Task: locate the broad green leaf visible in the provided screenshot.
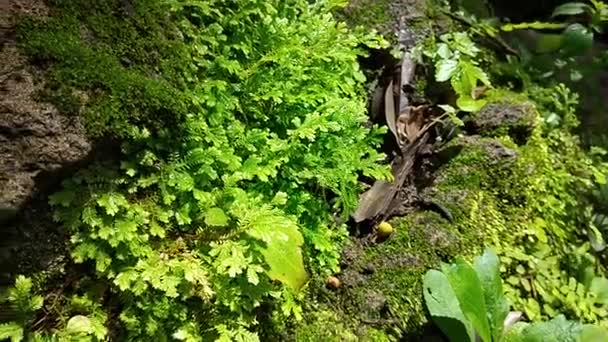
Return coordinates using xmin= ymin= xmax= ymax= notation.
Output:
xmin=452 ymin=62 xmax=490 ymax=99
xmin=562 ymin=23 xmax=594 ymax=54
xmin=443 ymin=32 xmax=480 ymax=57
xmin=423 ymin=270 xmax=475 ymax=342
xmin=439 ymin=104 xmax=465 ymax=126
xmin=438 ymin=104 xmax=457 ymax=114
xmin=552 ymin=2 xmax=590 ymax=17
xmin=443 ymin=258 xmax=492 ymax=342
xmin=436 ymin=43 xmax=452 ymax=59
xmin=474 ymin=249 xmax=509 ymax=342
xmin=205 ymin=207 xmax=229 ymax=227
xmin=246 ymin=211 xmax=308 ymax=291
xmin=503 ymin=322 xmax=528 ymax=342
xmin=456 ymin=96 xmax=487 ymax=112
xmin=0 ymin=323 xmax=23 ymax=342
xmin=435 ymin=59 xmax=459 ymax=82
xmin=534 ymin=33 xmax=564 ymax=53
xmin=66 ymin=315 xmax=93 ymax=335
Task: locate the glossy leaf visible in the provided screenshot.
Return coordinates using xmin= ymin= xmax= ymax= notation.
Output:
xmin=552 ymin=2 xmax=590 ymax=17
xmin=246 ymin=210 xmax=308 ymax=291
xmin=562 ymin=23 xmax=594 ymax=54
xmin=443 ymin=259 xmax=492 ymax=342
xmin=474 ymin=249 xmax=510 ymax=342
xmin=436 ymin=59 xmax=459 ymax=82
xmin=456 ymin=96 xmax=487 ymax=112
xmin=590 ymin=277 xmax=608 ymax=304
xmin=511 ymin=315 xmax=583 ymax=341
xmin=581 ymin=324 xmax=608 ymax=342
xmin=66 ymin=315 xmax=93 ymax=335
xmin=424 ymin=270 xmax=475 ymax=342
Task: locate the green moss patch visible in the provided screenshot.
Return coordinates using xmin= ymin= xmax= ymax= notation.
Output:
xmin=17 ymin=0 xmax=189 ymax=138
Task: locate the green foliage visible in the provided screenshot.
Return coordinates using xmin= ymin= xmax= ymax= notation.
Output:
xmin=0 ymin=276 xmax=107 ymax=341
xmin=18 ymin=0 xmax=390 ymax=339
xmin=294 ymin=310 xmax=358 ymax=342
xmin=293 ymin=207 xmax=489 ymax=340
xmin=417 ymin=31 xmax=491 ymax=112
xmin=486 ymin=83 xmax=608 ymax=324
xmin=424 ymin=249 xmax=608 ymax=342
xmin=424 ymin=249 xmax=508 ymax=342
xmin=6 ymin=276 xmax=44 ymax=319
xmin=453 ymin=125 xmax=608 ymax=324
xmin=498 ymin=0 xmax=607 ymax=60
xmin=424 ymin=269 xmax=476 ymax=341
xmin=415 ymin=15 xmax=608 ymax=324
xmin=0 ymin=323 xmax=23 ymax=342
xmin=552 ymin=1 xmax=608 ymax=33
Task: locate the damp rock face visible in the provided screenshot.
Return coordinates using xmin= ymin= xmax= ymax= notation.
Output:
xmin=0 ymin=0 xmax=91 ymax=284
xmin=466 ymin=102 xmax=536 ymax=145
xmin=0 ymin=0 xmax=91 ymax=223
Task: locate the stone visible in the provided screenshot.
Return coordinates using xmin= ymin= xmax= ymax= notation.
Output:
xmin=0 ymin=2 xmax=91 ymax=224
xmin=467 ymin=102 xmax=536 ymax=145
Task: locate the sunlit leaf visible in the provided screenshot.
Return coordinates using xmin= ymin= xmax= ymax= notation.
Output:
xmin=66 ymin=315 xmax=93 ymax=335
xmin=552 ymin=2 xmax=590 ymax=17
xmin=423 ymin=270 xmax=475 ymax=342
xmin=436 ymin=59 xmax=459 ymax=82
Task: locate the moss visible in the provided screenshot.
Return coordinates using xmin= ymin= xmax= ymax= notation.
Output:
xmin=466 ymin=90 xmax=538 ymax=145
xmin=337 ymin=0 xmax=451 ymax=45
xmin=294 ymin=309 xmax=359 ymax=342
xmin=338 ymin=0 xmax=394 ymax=36
xmin=17 ymin=0 xmax=190 ymax=139
xmin=294 ymin=135 xmax=525 ymax=339
xmin=296 ymin=101 xmax=607 ymax=334
xmin=295 ymin=209 xmax=490 ymax=339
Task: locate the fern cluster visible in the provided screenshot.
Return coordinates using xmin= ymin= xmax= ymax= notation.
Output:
xmin=15 ymin=0 xmax=389 ymax=340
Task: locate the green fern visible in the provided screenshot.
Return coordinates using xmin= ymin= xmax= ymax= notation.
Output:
xmin=20 ymin=0 xmax=390 ymax=339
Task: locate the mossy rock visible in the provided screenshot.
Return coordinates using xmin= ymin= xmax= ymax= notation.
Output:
xmin=338 ymin=0 xmax=453 ymax=46
xmin=17 ymin=0 xmax=189 ymax=139
xmin=294 ymin=211 xmax=466 ymax=340
xmin=425 ymin=135 xmax=521 ymax=217
xmin=465 ymin=102 xmax=537 ymax=145
xmin=294 ymin=135 xmax=524 ymax=340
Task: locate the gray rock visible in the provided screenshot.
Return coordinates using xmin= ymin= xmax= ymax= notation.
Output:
xmin=0 ymin=47 xmax=91 ymax=224
xmin=0 ymin=1 xmax=91 ymax=283
xmin=467 ymin=102 xmax=536 ymax=145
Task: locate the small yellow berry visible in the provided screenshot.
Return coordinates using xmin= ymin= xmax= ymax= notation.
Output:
xmin=377 ymin=221 xmax=393 ymax=238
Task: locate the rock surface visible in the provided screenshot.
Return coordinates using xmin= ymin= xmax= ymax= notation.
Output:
xmin=0 ymin=0 xmax=91 ymax=223
xmin=0 ymin=0 xmax=91 ymax=284
xmin=466 ymin=102 xmax=536 ymax=145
